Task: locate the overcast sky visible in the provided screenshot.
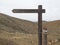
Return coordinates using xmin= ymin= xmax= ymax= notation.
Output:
xmin=0 ymin=0 xmax=60 ymax=21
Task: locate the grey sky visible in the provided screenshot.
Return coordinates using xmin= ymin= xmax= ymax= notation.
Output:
xmin=0 ymin=0 xmax=60 ymax=21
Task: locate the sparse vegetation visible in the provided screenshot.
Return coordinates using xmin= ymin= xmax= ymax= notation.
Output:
xmin=0 ymin=13 xmax=60 ymax=45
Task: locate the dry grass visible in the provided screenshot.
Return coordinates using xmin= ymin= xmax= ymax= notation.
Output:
xmin=0 ymin=13 xmax=60 ymax=45
xmin=0 ymin=31 xmax=38 ymax=45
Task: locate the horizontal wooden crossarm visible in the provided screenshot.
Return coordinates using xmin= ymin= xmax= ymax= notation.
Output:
xmin=12 ymin=9 xmax=45 ymax=13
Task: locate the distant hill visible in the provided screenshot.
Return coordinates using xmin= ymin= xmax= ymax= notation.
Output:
xmin=0 ymin=13 xmax=60 ymax=33
xmin=0 ymin=13 xmax=60 ymax=34
xmin=43 ymin=20 xmax=60 ymax=32
xmin=42 ymin=20 xmax=60 ymax=40
xmin=0 ymin=13 xmax=38 ymax=34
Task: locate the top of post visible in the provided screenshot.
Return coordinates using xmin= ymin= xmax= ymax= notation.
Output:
xmin=38 ymin=5 xmax=42 ymax=9
xmin=38 ymin=5 xmax=45 ymax=13
xmin=38 ymin=5 xmax=42 ymax=7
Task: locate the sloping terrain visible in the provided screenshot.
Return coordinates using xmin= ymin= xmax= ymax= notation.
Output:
xmin=0 ymin=13 xmax=38 ymax=34
xmin=0 ymin=13 xmax=60 ymax=45
xmin=43 ymin=20 xmax=60 ymax=39
xmin=0 ymin=13 xmax=38 ymax=45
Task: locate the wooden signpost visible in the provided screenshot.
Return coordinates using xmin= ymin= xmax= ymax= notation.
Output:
xmin=12 ymin=5 xmax=45 ymax=45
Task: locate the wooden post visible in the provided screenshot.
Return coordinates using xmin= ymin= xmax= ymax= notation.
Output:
xmin=43 ymin=28 xmax=48 ymax=45
xmin=38 ymin=5 xmax=43 ymax=45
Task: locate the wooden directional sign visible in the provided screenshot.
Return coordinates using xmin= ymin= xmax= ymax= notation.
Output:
xmin=12 ymin=5 xmax=45 ymax=45
xmin=12 ymin=9 xmax=45 ymax=13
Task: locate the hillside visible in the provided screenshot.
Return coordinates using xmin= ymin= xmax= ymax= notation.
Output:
xmin=0 ymin=13 xmax=38 ymax=34
xmin=0 ymin=13 xmax=60 ymax=45
xmin=0 ymin=13 xmax=38 ymax=45
xmin=43 ymin=20 xmax=60 ymax=40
